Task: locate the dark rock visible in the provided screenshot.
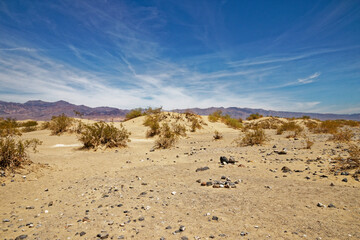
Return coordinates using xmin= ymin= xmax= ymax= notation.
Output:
xmin=165 ymin=226 xmax=172 ymax=229
xmin=15 ymin=235 xmax=28 ymax=240
xmin=341 ymin=172 xmax=349 ymax=176
xmin=25 ymin=206 xmax=34 ymax=210
xmin=317 ymin=202 xmax=325 ymax=208
xmin=181 ymin=237 xmax=188 ymax=240
xmin=196 ymin=166 xmax=210 ymax=172
xmin=138 ymin=217 xmax=145 ymax=221
xmin=80 ymin=231 xmax=86 ymax=236
xmin=179 ymin=225 xmax=185 ymax=232
xmin=97 ymin=231 xmax=109 ymax=239
xmin=328 ymin=203 xmax=336 ymax=208
xmin=118 ymin=236 xmax=125 ymax=239
xmin=212 ymin=216 xmax=218 ymax=221
xmin=281 ymin=166 xmax=291 ymax=173
xmin=220 ymin=156 xmax=228 ymax=164
xmin=160 ymin=237 xmax=166 ymax=240
xmin=206 ymin=181 xmax=213 ymax=186
xmin=48 ymin=201 xmax=53 ymax=207
xmin=0 ymin=170 xmax=5 ymax=177
xmin=342 ymin=178 xmax=348 ymax=182
xmin=228 ymin=156 xmax=237 ymax=164
xmin=3 ymin=219 xmax=10 ymax=222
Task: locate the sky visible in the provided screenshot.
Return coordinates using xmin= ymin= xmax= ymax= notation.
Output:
xmin=0 ymin=0 xmax=359 ymax=113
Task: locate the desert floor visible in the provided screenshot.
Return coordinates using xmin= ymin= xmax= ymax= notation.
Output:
xmin=1 ymin=116 xmax=359 ymax=240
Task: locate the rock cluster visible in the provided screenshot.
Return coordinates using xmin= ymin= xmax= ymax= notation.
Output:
xmin=200 ymin=176 xmax=241 ymax=188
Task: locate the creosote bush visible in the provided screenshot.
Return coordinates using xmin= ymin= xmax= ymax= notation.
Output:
xmin=334 ymin=144 xmax=360 ymax=171
xmin=0 ymin=118 xmax=21 ymax=137
xmin=0 ymin=128 xmax=42 ymax=171
xmin=78 ymin=122 xmax=130 ymax=149
xmin=49 ymin=114 xmax=73 ymax=135
xmin=246 ymin=113 xmax=263 ymax=120
xmin=208 ymin=110 xmax=222 ymax=122
xmin=171 ymin=123 xmax=186 ymax=137
xmin=312 ymin=120 xmax=340 ymax=134
xmin=154 ymin=123 xmax=178 ymax=149
xmin=213 ymin=130 xmax=223 ymax=140
xmin=234 ymin=128 xmax=267 ymax=146
xmin=143 ymin=114 xmax=161 ymax=137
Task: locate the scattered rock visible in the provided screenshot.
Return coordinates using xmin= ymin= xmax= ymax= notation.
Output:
xmin=196 ymin=166 xmax=210 ymax=172
xmin=15 ymin=235 xmax=28 ymax=240
xmin=328 ymin=203 xmax=336 ymax=208
xmin=342 ymin=178 xmax=348 ymax=182
xmin=97 ymin=231 xmax=109 ymax=239
xmin=317 ymin=202 xmax=325 ymax=208
xmin=80 ymin=231 xmax=86 ymax=236
xmin=212 ymin=216 xmax=218 ymax=221
xmin=281 ymin=166 xmax=291 ymax=173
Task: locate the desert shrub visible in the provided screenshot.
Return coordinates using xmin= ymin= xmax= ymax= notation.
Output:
xmin=305 ymin=120 xmax=319 ymax=131
xmin=335 ymin=120 xmax=360 ymax=127
xmin=277 ymin=121 xmax=303 ymax=136
xmin=221 ymin=115 xmax=242 ymax=129
xmin=40 ymin=121 xmax=51 ymax=130
xmin=213 ymin=130 xmax=223 ymax=140
xmin=143 ymin=114 xmax=161 ymax=137
xmin=301 ymin=115 xmax=311 ymax=119
xmin=0 ymin=137 xmax=42 ymax=171
xmin=244 ymin=117 xmax=282 ymax=130
xmin=144 ymin=107 xmax=162 ymax=115
xmin=334 ymin=144 xmax=360 ymax=170
xmin=78 ymin=122 xmax=130 ymax=149
xmin=0 ymin=118 xmax=21 ymax=137
xmin=172 ymin=123 xmax=186 ymax=137
xmin=125 ymin=108 xmax=144 ymax=120
xmin=71 ymin=120 xmax=85 ymax=134
xmin=235 ymin=128 xmax=267 ymax=146
xmin=312 ymin=120 xmax=340 ymax=134
xmin=22 ymin=126 xmax=37 ymax=133
xmin=190 ymin=117 xmax=203 ymax=132
xmin=246 ymin=113 xmax=263 ymax=121
xmin=208 ymin=110 xmax=222 ymax=122
xmin=21 ymin=121 xmax=38 ymax=128
xmin=154 ymin=123 xmax=178 ymax=149
xmin=329 ymin=128 xmax=354 ymax=142
xmin=49 ymin=114 xmax=73 ymax=135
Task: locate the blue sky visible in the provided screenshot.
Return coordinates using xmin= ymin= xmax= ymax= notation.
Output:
xmin=0 ymin=0 xmax=359 ymax=113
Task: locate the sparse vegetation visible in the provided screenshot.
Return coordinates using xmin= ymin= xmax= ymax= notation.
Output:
xmin=125 ymin=108 xmax=144 ymax=120
xmin=277 ymin=121 xmax=303 ymax=137
xmin=171 ymin=123 xmax=186 ymax=137
xmin=304 ymin=137 xmax=314 ymax=149
xmin=213 ymin=130 xmax=223 ymax=140
xmin=246 ymin=113 xmax=263 ymax=120
xmin=235 ymin=128 xmax=268 ymax=146
xmin=49 ymin=114 xmax=74 ymax=135
xmin=143 ymin=114 xmax=161 ymax=137
xmin=208 ymin=111 xmax=242 ymax=129
xmin=78 ymin=122 xmax=130 ymax=149
xmin=20 ymin=120 xmax=38 ymax=132
xmin=243 ymin=117 xmax=282 ymax=130
xmin=333 ymin=144 xmax=360 ymax=171
xmin=329 ymin=128 xmax=354 ymax=142
xmin=0 ymin=118 xmax=21 ymax=137
xmin=40 ymin=121 xmax=51 ymax=130
xmin=312 ymin=120 xmax=340 ymax=134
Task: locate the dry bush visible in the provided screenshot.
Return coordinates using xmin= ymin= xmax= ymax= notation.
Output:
xmin=329 ymin=128 xmax=354 ymax=142
xmin=154 ymin=123 xmax=178 ymax=149
xmin=125 ymin=108 xmax=144 ymax=120
xmin=244 ymin=117 xmax=282 ymax=130
xmin=234 ymin=128 xmax=267 ymax=146
xmin=171 ymin=123 xmax=186 ymax=137
xmin=144 ymin=107 xmax=162 ymax=115
xmin=0 ymin=136 xmax=42 ymax=171
xmin=334 ymin=144 xmax=360 ymax=170
xmin=312 ymin=120 xmax=340 ymax=134
xmin=78 ymin=122 xmax=130 ymax=149
xmin=0 ymin=118 xmax=21 ymax=137
xmin=221 ymin=115 xmax=242 ymax=129
xmin=143 ymin=114 xmax=161 ymax=137
xmin=71 ymin=120 xmax=85 ymax=134
xmin=49 ymin=114 xmax=74 ymax=135
xmin=246 ymin=113 xmax=263 ymax=120
xmin=213 ymin=130 xmax=223 ymax=140
xmin=305 ymin=120 xmax=319 ymax=131
xmin=208 ymin=110 xmax=222 ymax=122
xmin=190 ymin=117 xmax=203 ymax=132
xmin=40 ymin=121 xmax=51 ymax=130
xmin=277 ymin=121 xmax=303 ymax=137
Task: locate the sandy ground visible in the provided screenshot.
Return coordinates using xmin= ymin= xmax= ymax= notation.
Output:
xmin=1 ymin=116 xmax=359 ymax=240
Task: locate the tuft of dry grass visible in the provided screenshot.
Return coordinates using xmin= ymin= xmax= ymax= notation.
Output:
xmin=213 ymin=130 xmax=223 ymax=140
xmin=234 ymin=128 xmax=268 ymax=146
xmin=333 ymin=144 xmax=360 ymax=171
xmin=312 ymin=120 xmax=340 ymax=134
xmin=246 ymin=113 xmax=263 ymax=120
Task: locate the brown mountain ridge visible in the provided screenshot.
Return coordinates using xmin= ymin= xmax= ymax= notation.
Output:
xmin=0 ymin=100 xmax=359 ymax=121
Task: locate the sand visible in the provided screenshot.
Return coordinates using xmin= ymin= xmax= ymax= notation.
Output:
xmin=1 ymin=116 xmax=359 ymax=240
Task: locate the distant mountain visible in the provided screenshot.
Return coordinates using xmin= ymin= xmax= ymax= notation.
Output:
xmin=0 ymin=100 xmax=129 ymax=121
xmin=0 ymin=100 xmax=359 ymax=121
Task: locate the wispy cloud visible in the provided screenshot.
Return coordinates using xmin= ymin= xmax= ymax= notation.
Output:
xmin=0 ymin=47 xmax=38 ymax=52
xmin=298 ymin=72 xmax=320 ymax=84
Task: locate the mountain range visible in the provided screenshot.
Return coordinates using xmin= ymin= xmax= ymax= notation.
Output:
xmin=0 ymin=100 xmax=359 ymax=121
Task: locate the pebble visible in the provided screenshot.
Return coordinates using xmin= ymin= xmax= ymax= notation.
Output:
xmin=212 ymin=216 xmax=218 ymax=221
xmin=328 ymin=203 xmax=336 ymax=208
xmin=171 ymin=191 xmax=176 ymax=195
xmin=196 ymin=166 xmax=209 ymax=172
xmin=97 ymin=231 xmax=109 ymax=239
xmin=342 ymin=178 xmax=348 ymax=182
xmin=15 ymin=235 xmax=28 ymax=240
xmin=181 ymin=237 xmax=188 ymax=240
xmin=317 ymin=202 xmax=325 ymax=208
xmin=3 ymin=219 xmax=10 ymax=222
xmin=80 ymin=231 xmax=86 ymax=236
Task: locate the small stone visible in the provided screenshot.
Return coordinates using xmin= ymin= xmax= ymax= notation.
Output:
xmin=341 ymin=172 xmax=349 ymax=176
xmin=160 ymin=237 xmax=166 ymax=240
xmin=281 ymin=166 xmax=291 ymax=173
xmin=79 ymin=231 xmax=86 ymax=236
xmin=97 ymin=231 xmax=109 ymax=239
xmin=48 ymin=201 xmax=53 ymax=207
xmin=240 ymin=231 xmax=248 ymax=236
xmin=181 ymin=237 xmax=188 ymax=240
xmin=206 ymin=181 xmax=213 ymax=186
xmin=179 ymin=225 xmax=185 ymax=231
xmin=196 ymin=179 xmax=201 ymax=183
xmin=201 ymin=182 xmax=206 ymax=186
xmin=330 ymin=183 xmax=335 ymax=186
xmin=165 ymin=226 xmax=172 ymax=229
xmin=196 ymin=166 xmax=210 ymax=172
xmin=212 ymin=216 xmax=218 ymax=221
xmin=118 ymin=236 xmax=125 ymax=239
xmin=25 ymin=206 xmax=34 ymax=210
xmin=342 ymin=178 xmax=348 ymax=182
xmin=15 ymin=235 xmax=28 ymax=240
xmin=3 ymin=219 xmax=10 ymax=222
xmin=317 ymin=202 xmax=325 ymax=208
xmin=328 ymin=203 xmax=336 ymax=208
xmin=171 ymin=191 xmax=176 ymax=195
xmin=138 ymin=217 xmax=144 ymax=221
xmin=220 ymin=156 xmax=228 ymax=164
